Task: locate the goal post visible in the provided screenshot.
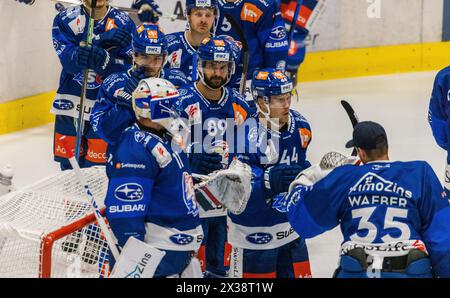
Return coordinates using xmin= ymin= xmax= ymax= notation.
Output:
xmin=0 ymin=167 xmax=111 ymax=278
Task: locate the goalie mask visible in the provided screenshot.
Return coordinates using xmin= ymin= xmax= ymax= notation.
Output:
xmin=197 ymin=36 xmax=236 ymax=90
xmin=251 ymin=68 xmax=298 ymax=129
xmin=132 ymin=78 xmax=189 ymax=146
xmin=132 ymin=24 xmax=168 ymax=77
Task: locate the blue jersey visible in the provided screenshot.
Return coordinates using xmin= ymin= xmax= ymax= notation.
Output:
xmin=228 ymin=110 xmax=312 ymax=249
xmin=176 ymin=83 xmax=257 ymax=217
xmin=90 ymin=68 xmax=188 ymax=145
xmin=286 ymin=160 xmax=450 ymax=277
xmin=428 ymin=66 xmax=450 ymax=152
xmin=164 ymin=31 xmax=198 ymax=83
xmin=105 ymin=124 xmax=203 ymax=251
xmin=51 ymin=5 xmax=134 ymax=121
xmin=216 ymin=0 xmax=289 ymax=80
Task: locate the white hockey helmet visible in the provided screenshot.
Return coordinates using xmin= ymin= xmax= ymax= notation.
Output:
xmin=132 ymin=78 xmax=189 ymax=142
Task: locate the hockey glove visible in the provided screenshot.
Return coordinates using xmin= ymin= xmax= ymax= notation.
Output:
xmin=16 ymin=0 xmax=35 ymax=5
xmin=77 ymin=45 xmax=113 ymax=75
xmin=132 ymin=0 xmax=162 ymax=24
xmin=92 ymin=28 xmax=132 ymax=50
xmin=264 ymin=164 xmax=305 ymax=197
xmin=189 ymin=153 xmax=224 ymax=175
xmin=116 ymin=68 xmax=147 ymax=110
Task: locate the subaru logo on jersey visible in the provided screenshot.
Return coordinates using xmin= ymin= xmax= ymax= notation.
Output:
xmin=182 ymin=172 xmax=199 ymax=217
xmin=170 ymin=234 xmax=194 ymax=245
xmin=53 ymin=99 xmax=74 ymax=111
xmin=145 ymin=46 xmax=161 ymax=55
xmin=271 ymin=26 xmax=287 ymax=40
xmin=114 ymin=183 xmax=144 ymax=202
xmin=246 ymin=233 xmax=273 ymax=245
xmin=214 ymin=52 xmax=230 ymax=62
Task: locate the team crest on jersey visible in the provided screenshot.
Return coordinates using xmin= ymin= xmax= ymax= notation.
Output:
xmin=170 ymin=49 xmax=182 ymax=68
xmin=68 ymin=15 xmax=86 ymax=35
xmin=185 ymin=103 xmax=201 ymax=125
xmin=298 ymin=128 xmax=311 ymax=149
xmin=105 ymin=18 xmax=118 ymax=31
xmin=151 ymin=143 xmax=172 ymax=168
xmin=241 ymin=3 xmax=263 ymax=23
xmin=182 ymin=172 xmax=199 ymax=217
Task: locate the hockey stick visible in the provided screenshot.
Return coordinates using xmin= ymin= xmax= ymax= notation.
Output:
xmin=225 ymin=13 xmax=249 ymax=96
xmin=74 ymin=0 xmax=97 ymax=161
xmin=340 ymin=100 xmax=359 ymax=156
xmin=60 ymin=136 xmax=120 ymax=262
xmin=51 ymin=0 xmax=186 ymax=21
xmin=288 ymin=0 xmax=303 ymax=45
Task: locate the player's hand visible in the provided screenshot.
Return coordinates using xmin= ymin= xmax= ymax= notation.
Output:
xmin=92 ymin=28 xmax=132 ymax=50
xmin=125 ymin=68 xmax=147 ymax=95
xmin=132 ymin=0 xmax=162 ymax=24
xmin=189 ymin=153 xmax=223 ymax=175
xmin=76 ymin=45 xmax=112 ymax=75
xmin=115 ymin=68 xmax=147 ymax=110
xmin=264 ymin=164 xmax=305 ymax=197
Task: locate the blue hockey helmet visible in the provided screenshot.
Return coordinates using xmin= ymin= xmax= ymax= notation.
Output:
xmin=185 ymin=0 xmax=218 ymax=15
xmin=251 ymin=68 xmax=294 ymax=101
xmin=197 ymin=36 xmax=236 ymax=89
xmin=132 ymin=24 xmax=168 ymax=56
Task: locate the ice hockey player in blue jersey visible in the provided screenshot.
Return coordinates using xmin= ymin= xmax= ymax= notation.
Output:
xmin=275 ymin=121 xmax=450 ymax=278
xmin=91 ymin=23 xmax=188 ymax=146
xmin=164 ymin=0 xmax=219 ymax=83
xmin=104 ymin=78 xmax=203 ymax=277
xmin=175 ymin=36 xmax=256 ymax=278
xmin=51 ymin=0 xmax=134 ymax=170
xmin=278 ymin=0 xmax=318 ymax=87
xmin=216 ymin=0 xmax=289 ymax=86
xmin=131 ymin=0 xmax=163 ymax=23
xmin=428 ymin=66 xmax=450 ymax=197
xmin=228 ymin=68 xmax=312 ymax=278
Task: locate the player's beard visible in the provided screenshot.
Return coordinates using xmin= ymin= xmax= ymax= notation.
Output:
xmin=204 ymin=75 xmax=227 ymax=89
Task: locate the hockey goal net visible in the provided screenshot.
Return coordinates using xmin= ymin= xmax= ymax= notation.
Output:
xmin=0 ymin=166 xmax=110 ymax=278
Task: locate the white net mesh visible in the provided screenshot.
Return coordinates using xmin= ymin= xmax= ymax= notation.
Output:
xmin=0 ymin=166 xmax=110 ymax=278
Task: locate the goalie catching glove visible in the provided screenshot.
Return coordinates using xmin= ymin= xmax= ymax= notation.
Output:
xmin=194 ymin=159 xmax=252 ymax=215
xmin=273 ymin=152 xmax=359 ymax=213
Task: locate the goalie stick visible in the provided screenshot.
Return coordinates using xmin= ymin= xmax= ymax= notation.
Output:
xmin=224 ymin=13 xmax=249 ymax=96
xmin=60 ymin=136 xmax=121 ymax=263
xmin=340 ymin=100 xmax=359 ymax=156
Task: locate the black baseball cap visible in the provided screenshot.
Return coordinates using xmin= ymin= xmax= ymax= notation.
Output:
xmin=345 ymin=121 xmax=388 ymax=150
